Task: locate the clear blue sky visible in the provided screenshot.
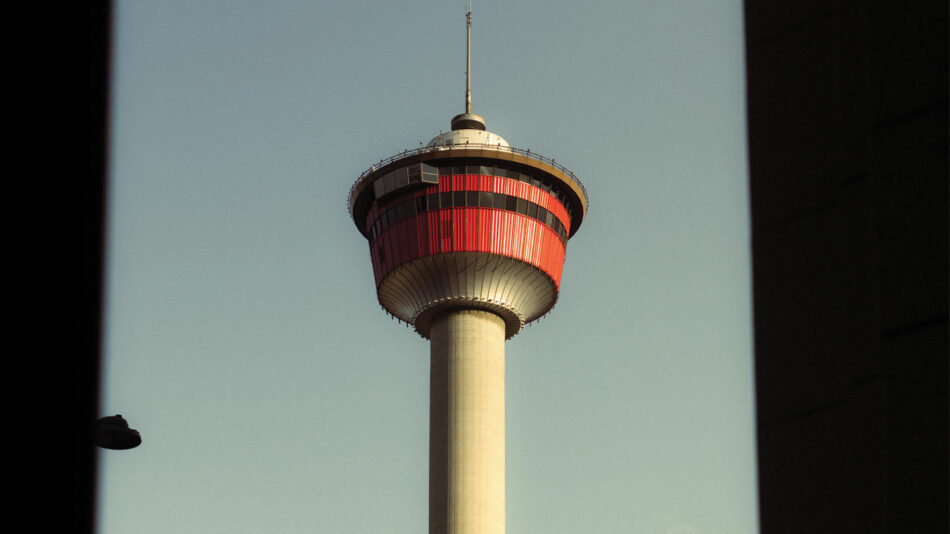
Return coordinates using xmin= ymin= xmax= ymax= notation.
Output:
xmin=99 ymin=1 xmax=757 ymax=532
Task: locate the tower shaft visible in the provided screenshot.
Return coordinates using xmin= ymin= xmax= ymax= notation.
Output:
xmin=429 ymin=309 xmax=505 ymax=534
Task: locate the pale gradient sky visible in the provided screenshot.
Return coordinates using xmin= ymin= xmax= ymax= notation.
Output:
xmin=99 ymin=1 xmax=758 ymax=532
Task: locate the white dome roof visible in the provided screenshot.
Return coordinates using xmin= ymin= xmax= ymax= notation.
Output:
xmin=427 ymin=128 xmax=510 ymax=148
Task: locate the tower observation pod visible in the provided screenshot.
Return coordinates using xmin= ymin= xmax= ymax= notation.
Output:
xmin=347 ymin=8 xmax=588 ymax=534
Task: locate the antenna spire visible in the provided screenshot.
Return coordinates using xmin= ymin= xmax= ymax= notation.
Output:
xmin=450 ymin=1 xmax=486 ymax=131
xmin=465 ymin=1 xmax=472 ymax=114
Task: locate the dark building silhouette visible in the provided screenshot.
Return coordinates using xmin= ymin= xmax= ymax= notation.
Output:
xmin=16 ymin=3 xmax=111 ymax=533
xmin=744 ymin=1 xmax=948 ymax=532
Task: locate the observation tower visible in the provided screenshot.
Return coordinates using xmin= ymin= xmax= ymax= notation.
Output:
xmin=347 ymin=8 xmax=588 ymax=534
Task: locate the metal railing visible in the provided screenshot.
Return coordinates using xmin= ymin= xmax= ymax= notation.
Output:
xmin=348 ymin=143 xmax=588 ymax=213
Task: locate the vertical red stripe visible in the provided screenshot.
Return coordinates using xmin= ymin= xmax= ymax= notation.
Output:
xmin=368 ymin=176 xmax=572 ymax=291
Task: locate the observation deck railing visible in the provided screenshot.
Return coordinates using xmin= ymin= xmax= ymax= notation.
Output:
xmin=349 ymin=143 xmax=588 ymax=213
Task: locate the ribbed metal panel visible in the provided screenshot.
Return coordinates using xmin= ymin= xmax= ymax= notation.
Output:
xmin=377 ymin=251 xmax=558 ymax=339
xmin=370 ymin=209 xmax=567 ymax=287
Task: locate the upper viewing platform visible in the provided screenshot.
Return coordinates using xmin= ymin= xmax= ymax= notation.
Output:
xmin=347 ymin=134 xmax=590 ymax=238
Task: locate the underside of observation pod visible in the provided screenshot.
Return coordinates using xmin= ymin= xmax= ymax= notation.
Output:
xmin=378 ymin=252 xmax=557 ymax=339
xmin=349 ymin=117 xmax=588 ymax=339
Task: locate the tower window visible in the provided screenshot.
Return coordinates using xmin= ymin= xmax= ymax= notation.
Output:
xmin=516 ymin=198 xmax=528 ymax=215
xmin=492 ymin=193 xmax=506 ymax=209
xmin=394 ymin=167 xmax=409 ymax=188
xmin=421 ymin=164 xmax=439 ymax=184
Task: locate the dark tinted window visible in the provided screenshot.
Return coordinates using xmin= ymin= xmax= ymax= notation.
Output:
xmin=465 ymin=190 xmax=478 ymax=206
xmin=382 ymin=173 xmax=395 ymax=195
xmin=479 ymin=191 xmax=493 ymax=207
xmin=394 ymin=168 xmax=408 ymax=188
xmin=492 ymin=194 xmax=506 ymax=209
xmin=516 ymin=198 xmax=528 ymax=215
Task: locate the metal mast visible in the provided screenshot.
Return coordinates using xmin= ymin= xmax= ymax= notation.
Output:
xmin=465 ymin=2 xmax=472 ymax=114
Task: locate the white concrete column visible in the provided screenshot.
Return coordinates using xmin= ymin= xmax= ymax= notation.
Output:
xmin=429 ymin=309 xmax=505 ymax=534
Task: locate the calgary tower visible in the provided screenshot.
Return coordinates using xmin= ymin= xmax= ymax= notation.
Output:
xmin=347 ymin=8 xmax=588 ymax=534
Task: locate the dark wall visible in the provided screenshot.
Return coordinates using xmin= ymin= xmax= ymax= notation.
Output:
xmin=745 ymin=1 xmax=947 ymax=532
xmin=15 ymin=3 xmax=112 ymax=533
